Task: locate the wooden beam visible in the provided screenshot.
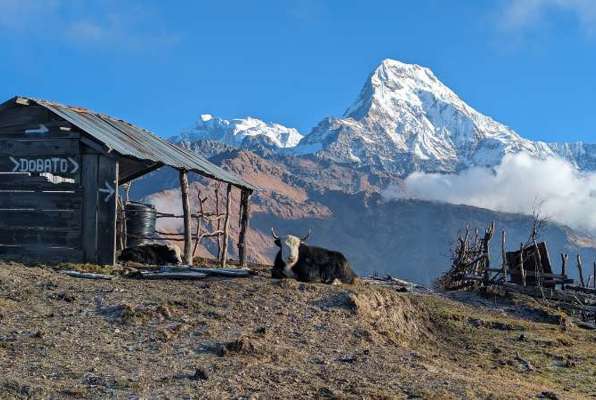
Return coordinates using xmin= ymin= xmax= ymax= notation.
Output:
xmin=519 ymin=243 xmax=526 ymax=287
xmin=214 ymin=184 xmax=221 ymax=260
xmin=179 ymin=169 xmax=193 ymax=265
xmin=577 ymin=254 xmax=586 ymax=288
xmin=118 ymin=162 xmax=163 ymax=184
xmin=220 ymin=183 xmax=232 ymax=267
xmin=533 ymin=240 xmax=544 ymax=288
xmin=561 ymin=253 xmax=568 ymax=290
xmin=238 ymin=189 xmax=251 ymax=267
xmin=593 ymin=261 xmax=596 ymax=289
xmin=501 ymin=230 xmax=508 ymax=280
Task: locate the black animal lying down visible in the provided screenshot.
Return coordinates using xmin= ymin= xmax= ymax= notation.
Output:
xmin=271 ymin=229 xmax=356 ymax=284
xmin=119 ymin=244 xmax=182 ymax=265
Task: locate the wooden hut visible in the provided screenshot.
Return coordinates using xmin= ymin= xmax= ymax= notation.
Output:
xmin=0 ymin=96 xmax=255 ymax=266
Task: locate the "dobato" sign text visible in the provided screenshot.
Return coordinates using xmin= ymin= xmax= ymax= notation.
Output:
xmin=9 ymin=156 xmax=79 ymax=175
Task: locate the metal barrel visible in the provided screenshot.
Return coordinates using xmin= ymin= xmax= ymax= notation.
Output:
xmin=125 ymin=202 xmax=157 ymax=248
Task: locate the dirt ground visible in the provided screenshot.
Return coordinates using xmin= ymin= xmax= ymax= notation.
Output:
xmin=0 ymin=262 xmax=594 ymax=400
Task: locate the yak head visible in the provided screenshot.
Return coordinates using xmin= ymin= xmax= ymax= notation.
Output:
xmin=271 ymin=228 xmax=310 ymax=268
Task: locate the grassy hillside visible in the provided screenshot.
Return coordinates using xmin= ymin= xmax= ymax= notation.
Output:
xmin=0 ymin=263 xmax=594 ymax=399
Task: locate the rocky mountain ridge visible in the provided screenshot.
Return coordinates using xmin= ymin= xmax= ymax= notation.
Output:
xmin=176 ymin=114 xmax=303 ymax=152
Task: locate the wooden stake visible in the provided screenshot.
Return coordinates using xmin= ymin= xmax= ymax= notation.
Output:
xmin=533 ymin=240 xmax=543 ymax=288
xmin=501 ymin=230 xmax=508 ymax=280
xmin=561 ymin=253 xmax=568 ymax=290
xmin=482 ymin=222 xmax=495 ymax=284
xmin=519 ymin=243 xmax=526 ymax=287
xmin=192 ymin=191 xmax=206 ymax=257
xmin=125 ymin=181 xmax=132 ymax=203
xmin=576 ymin=254 xmax=585 ymax=288
xmin=179 ymin=169 xmax=193 ymax=265
xmin=220 ymin=183 xmax=232 ymax=267
xmin=593 ymin=261 xmax=596 ymax=289
xmin=214 ymin=184 xmax=221 ymax=260
xmin=238 ymin=189 xmax=251 ymax=267
xmin=116 ymin=196 xmax=125 ymax=251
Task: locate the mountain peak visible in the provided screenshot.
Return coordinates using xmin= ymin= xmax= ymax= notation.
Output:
xmin=176 ymin=114 xmax=303 ymax=149
xmin=296 ymin=58 xmax=554 ymax=173
xmin=344 ymin=59 xmax=456 ymax=120
xmin=378 ymin=58 xmax=431 ymax=75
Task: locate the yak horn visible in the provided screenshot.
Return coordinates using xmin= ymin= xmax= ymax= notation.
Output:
xmin=301 ymin=229 xmax=311 ymax=242
xmin=271 ymin=227 xmax=279 ymax=240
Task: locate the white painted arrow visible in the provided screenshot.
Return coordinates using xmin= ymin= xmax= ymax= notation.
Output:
xmin=98 ymin=181 xmax=115 ymax=202
xmin=68 ymin=157 xmax=79 ymax=174
xmin=25 ymin=124 xmax=49 ymax=135
xmin=9 ymin=156 xmax=19 ymax=172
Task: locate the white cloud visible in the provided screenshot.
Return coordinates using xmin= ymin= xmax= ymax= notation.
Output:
xmin=384 ymin=153 xmax=596 ymax=234
xmin=500 ymin=0 xmax=596 ymax=35
xmin=0 ymin=0 xmax=179 ymax=50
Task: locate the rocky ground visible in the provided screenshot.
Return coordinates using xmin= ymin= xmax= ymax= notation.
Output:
xmin=0 ymin=262 xmax=594 ymax=399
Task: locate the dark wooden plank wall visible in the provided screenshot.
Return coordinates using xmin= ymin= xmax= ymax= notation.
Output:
xmin=0 ymin=102 xmax=120 ymax=266
xmin=0 ymin=246 xmax=83 ymax=264
xmin=81 ymin=154 xmax=99 ymax=263
xmin=0 ymin=181 xmax=83 ymax=263
xmin=0 ymin=104 xmax=84 ymax=263
xmin=97 ymin=155 xmax=118 ymax=265
xmin=506 ymin=242 xmax=555 ymax=288
xmin=81 ymin=152 xmax=119 ymax=265
xmin=0 ymin=104 xmax=74 ymax=138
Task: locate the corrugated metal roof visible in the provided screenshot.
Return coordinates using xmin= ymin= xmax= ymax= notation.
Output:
xmin=12 ymin=97 xmax=256 ymax=191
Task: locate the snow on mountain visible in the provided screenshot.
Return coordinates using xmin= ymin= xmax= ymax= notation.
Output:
xmin=548 ymin=142 xmax=596 ymax=171
xmin=294 ymin=59 xmax=557 ymax=174
xmin=174 ymin=59 xmax=595 ymax=175
xmin=175 ymin=114 xmax=303 ymax=150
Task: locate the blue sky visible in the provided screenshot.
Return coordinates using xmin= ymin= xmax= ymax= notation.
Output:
xmin=0 ymin=0 xmax=595 ymax=142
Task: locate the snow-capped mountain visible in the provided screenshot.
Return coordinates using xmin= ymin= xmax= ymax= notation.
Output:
xmin=294 ymin=59 xmax=557 ymax=174
xmin=176 ymin=114 xmax=303 ymax=150
xmin=174 ymin=59 xmax=595 ymax=174
xmin=548 ymin=142 xmax=596 ymax=171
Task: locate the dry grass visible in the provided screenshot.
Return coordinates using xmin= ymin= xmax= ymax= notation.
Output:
xmin=0 ymin=262 xmax=594 ymax=399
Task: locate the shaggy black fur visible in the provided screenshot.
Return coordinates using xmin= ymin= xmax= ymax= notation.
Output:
xmin=272 ymin=242 xmax=357 ymax=284
xmin=119 ymin=244 xmax=180 ymax=265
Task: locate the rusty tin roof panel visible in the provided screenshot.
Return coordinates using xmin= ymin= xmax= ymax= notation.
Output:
xmin=24 ymin=98 xmax=255 ymax=191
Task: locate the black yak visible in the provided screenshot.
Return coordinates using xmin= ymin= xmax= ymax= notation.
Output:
xmin=271 ymin=228 xmax=356 ymax=284
xmin=119 ymin=244 xmax=182 ymax=265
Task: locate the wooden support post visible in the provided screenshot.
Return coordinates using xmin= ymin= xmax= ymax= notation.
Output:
xmin=533 ymin=240 xmax=543 ymax=288
xmin=501 ymin=230 xmax=508 ymax=280
xmin=519 ymin=243 xmax=526 ymax=287
xmin=220 ymin=183 xmax=232 ymax=267
xmin=179 ymin=169 xmax=193 ymax=265
xmin=116 ymin=196 xmax=125 ymax=252
xmin=593 ymin=261 xmax=596 ymax=289
xmin=192 ymin=191 xmax=205 ymax=257
xmin=215 ymin=184 xmax=221 ymax=260
xmin=576 ymin=254 xmax=585 ymax=288
xmin=238 ymin=189 xmax=251 ymax=266
xmin=561 ymin=253 xmax=568 ymax=290
xmin=483 ymin=222 xmax=494 ymax=284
